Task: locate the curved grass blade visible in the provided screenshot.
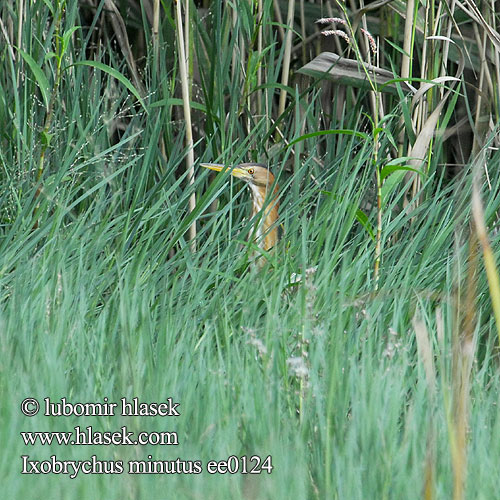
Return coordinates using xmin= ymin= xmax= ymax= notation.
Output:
xmin=71 ymin=60 xmax=148 ymax=113
xmin=18 ymin=49 xmax=50 ymax=109
xmin=287 ymin=129 xmax=369 ymax=149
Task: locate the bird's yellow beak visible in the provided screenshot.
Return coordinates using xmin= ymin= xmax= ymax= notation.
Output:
xmin=200 ymin=163 xmax=226 ymax=172
xmin=200 ymin=163 xmax=249 ymax=180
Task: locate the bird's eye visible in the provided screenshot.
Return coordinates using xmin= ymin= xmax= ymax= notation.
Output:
xmin=248 ymin=168 xmax=254 ymax=175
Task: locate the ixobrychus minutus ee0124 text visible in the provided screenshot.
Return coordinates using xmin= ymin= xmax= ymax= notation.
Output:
xmin=200 ymin=163 xmax=280 ymax=255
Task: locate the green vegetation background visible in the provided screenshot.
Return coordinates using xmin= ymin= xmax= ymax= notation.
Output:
xmin=1 ymin=0 xmax=500 ymax=498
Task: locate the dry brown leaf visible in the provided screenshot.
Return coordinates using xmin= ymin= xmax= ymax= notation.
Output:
xmin=408 ymin=37 xmax=464 ymax=170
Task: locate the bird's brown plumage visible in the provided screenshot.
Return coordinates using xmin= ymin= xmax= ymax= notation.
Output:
xmin=201 ymin=162 xmax=280 ymax=254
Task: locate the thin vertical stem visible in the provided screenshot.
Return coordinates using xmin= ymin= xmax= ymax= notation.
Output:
xmin=299 ymin=0 xmax=306 ymax=64
xmin=175 ymin=0 xmax=196 ymax=251
xmin=153 ymin=0 xmax=160 ymax=51
xmin=491 ymin=0 xmax=500 ymax=119
xmin=277 ymin=0 xmax=295 ymax=120
xmin=184 ymin=0 xmax=190 ymax=63
xmin=402 ymin=0 xmax=416 ymax=84
xmin=152 ymin=0 xmax=160 ymax=63
xmin=257 ymin=0 xmax=263 ymax=117
xmin=398 ymin=0 xmax=415 ymax=154
xmin=272 ymin=0 xmax=285 ymax=42
xmin=472 ymin=164 xmax=500 ymax=347
xmin=372 ymin=96 xmax=382 ymax=288
xmin=17 ymin=0 xmax=24 ymax=58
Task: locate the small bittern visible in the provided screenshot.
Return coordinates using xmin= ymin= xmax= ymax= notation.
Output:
xmin=201 ymin=163 xmax=279 ymax=257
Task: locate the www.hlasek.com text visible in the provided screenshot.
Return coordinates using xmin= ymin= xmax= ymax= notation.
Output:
xmin=21 ymin=425 xmax=178 ymax=446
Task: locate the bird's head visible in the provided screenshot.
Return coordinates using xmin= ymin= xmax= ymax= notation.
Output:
xmin=201 ymin=161 xmax=280 ymax=254
xmin=200 ymin=162 xmax=275 ymax=189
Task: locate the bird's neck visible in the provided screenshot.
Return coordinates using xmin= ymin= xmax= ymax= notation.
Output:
xmin=249 ymin=183 xmax=279 ymax=251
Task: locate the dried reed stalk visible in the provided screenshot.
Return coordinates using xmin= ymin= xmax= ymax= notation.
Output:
xmin=175 ymin=0 xmax=197 ymax=251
